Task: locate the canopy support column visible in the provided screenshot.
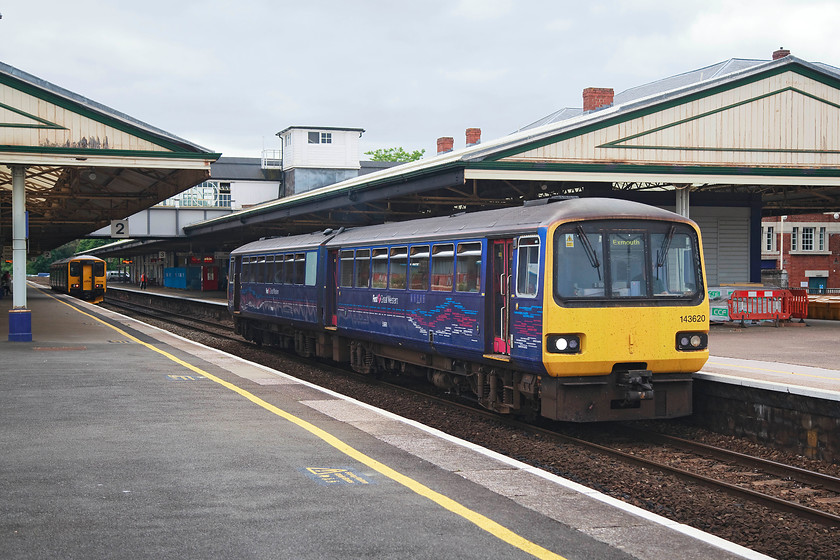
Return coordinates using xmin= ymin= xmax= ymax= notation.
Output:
xmin=9 ymin=164 xmax=31 ymax=342
xmin=675 ymin=185 xmax=690 ymax=218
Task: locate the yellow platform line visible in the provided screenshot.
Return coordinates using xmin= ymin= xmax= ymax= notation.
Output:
xmin=48 ymin=292 xmax=567 ymax=560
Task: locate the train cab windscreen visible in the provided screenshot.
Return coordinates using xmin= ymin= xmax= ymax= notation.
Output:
xmin=554 ymin=220 xmax=703 ymax=305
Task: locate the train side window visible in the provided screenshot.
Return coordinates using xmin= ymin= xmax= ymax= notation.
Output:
xmin=456 ymin=242 xmax=482 ymax=293
xmin=371 ymin=248 xmax=388 ymax=289
xmin=284 ymin=254 xmax=294 ymax=285
xmin=266 ymin=256 xmax=275 ymax=284
xmin=431 ymin=244 xmax=454 ymax=292
xmin=339 ymin=250 xmax=354 ymax=287
xmin=293 ymin=253 xmax=306 ymax=285
xmin=516 ymin=237 xmax=540 ymax=297
xmin=389 ymin=247 xmax=407 ymax=289
xmin=305 ymin=251 xmax=318 ymax=286
xmin=355 ymin=249 xmax=371 ymax=288
xmin=273 ymin=255 xmax=284 ymax=283
xmin=409 ymin=246 xmax=430 ymax=291
xmin=257 ymin=256 xmax=267 ymax=283
xmin=69 ymin=262 xmax=81 ymax=277
xmin=241 ymin=258 xmax=250 ymax=283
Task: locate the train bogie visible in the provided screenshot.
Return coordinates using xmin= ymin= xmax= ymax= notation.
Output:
xmin=229 ymin=198 xmax=709 ymax=422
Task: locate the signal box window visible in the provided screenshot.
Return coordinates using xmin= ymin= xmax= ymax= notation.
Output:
xmin=431 ymin=244 xmax=454 ymax=291
xmin=516 ymin=237 xmax=540 ymax=297
xmin=409 ymin=246 xmax=430 ymax=290
xmin=355 ymin=249 xmax=371 ymax=288
xmin=389 ymin=247 xmax=407 ymax=289
xmin=456 ymin=242 xmax=482 ymax=293
xmin=339 ymin=250 xmax=354 ymax=287
xmin=308 ymin=131 xmax=332 ymax=144
xmin=371 ymin=249 xmax=388 ymax=289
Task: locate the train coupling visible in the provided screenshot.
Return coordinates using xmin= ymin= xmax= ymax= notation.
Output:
xmin=616 ymin=369 xmax=654 ymax=402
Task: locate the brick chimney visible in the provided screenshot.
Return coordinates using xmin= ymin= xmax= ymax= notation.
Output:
xmin=772 ymin=47 xmax=791 ymax=60
xmin=582 ymin=87 xmax=614 ymax=112
xmin=465 ymin=128 xmax=481 ymax=146
xmin=437 ymin=136 xmax=454 ymax=154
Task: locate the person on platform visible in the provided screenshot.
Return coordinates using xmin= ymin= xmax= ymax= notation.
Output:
xmin=1 ymin=271 xmax=10 ymax=297
xmin=139 ymin=272 xmax=147 ymax=290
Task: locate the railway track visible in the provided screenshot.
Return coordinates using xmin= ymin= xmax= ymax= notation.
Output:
xmin=102 ymin=292 xmax=840 ymax=532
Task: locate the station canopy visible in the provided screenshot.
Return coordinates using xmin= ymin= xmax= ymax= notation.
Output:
xmin=180 ymin=55 xmax=840 ymax=252
xmin=0 ymin=62 xmax=219 ymax=254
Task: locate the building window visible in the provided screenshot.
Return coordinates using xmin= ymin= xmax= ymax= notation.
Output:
xmin=764 ymin=226 xmax=774 ymax=251
xmin=801 ymin=227 xmax=814 ymax=251
xmin=819 ymin=227 xmax=826 ymax=251
xmin=307 ymin=131 xmax=333 ymax=144
xmin=791 ymin=227 xmax=798 ymax=251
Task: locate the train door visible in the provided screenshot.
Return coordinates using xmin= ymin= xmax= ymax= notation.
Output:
xmin=490 ymin=239 xmax=514 ymax=354
xmin=325 ymin=250 xmax=338 ymax=327
xmin=231 ymin=257 xmax=241 ymax=311
xmin=82 ymin=262 xmax=93 ymax=293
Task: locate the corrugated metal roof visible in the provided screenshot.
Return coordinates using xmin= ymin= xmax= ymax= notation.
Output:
xmin=520 ymin=57 xmax=840 ymax=133
xmin=188 ymin=55 xmax=840 ymax=234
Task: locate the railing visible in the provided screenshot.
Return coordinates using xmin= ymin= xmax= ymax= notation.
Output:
xmin=261 ymin=150 xmax=282 ymax=169
xmin=808 ymin=288 xmax=840 ymax=295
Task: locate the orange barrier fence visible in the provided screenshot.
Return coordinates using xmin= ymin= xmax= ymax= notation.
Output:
xmin=727 ymin=289 xmax=809 ymax=325
xmin=787 ymin=289 xmax=809 ymax=320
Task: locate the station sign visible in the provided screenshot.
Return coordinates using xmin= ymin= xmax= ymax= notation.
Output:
xmin=110 ymin=219 xmax=130 ymax=238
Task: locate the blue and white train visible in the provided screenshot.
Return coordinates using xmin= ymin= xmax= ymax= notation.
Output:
xmin=228 ymin=197 xmax=709 ymax=422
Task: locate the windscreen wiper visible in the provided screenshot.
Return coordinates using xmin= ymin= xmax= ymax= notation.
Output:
xmin=576 ymin=225 xmax=601 ymax=281
xmin=656 ymin=225 xmax=676 ymax=268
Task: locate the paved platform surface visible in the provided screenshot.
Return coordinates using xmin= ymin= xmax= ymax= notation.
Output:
xmin=702 ymin=320 xmax=840 ymax=400
xmin=0 ymin=284 xmax=766 ymax=559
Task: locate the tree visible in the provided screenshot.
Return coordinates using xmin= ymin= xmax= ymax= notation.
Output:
xmin=364 ymin=147 xmax=425 ymax=162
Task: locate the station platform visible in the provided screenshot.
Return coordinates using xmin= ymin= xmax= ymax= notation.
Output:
xmin=0 ymin=283 xmax=766 ymax=559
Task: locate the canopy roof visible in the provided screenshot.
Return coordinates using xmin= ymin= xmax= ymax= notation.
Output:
xmin=0 ymin=61 xmax=219 ymax=253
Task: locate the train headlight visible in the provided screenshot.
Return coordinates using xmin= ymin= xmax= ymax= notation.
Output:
xmin=676 ymin=332 xmax=708 ymax=351
xmin=547 ymin=334 xmax=581 ymax=354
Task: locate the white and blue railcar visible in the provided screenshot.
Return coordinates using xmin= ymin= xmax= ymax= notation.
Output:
xmin=229 ymin=197 xmax=709 ymax=422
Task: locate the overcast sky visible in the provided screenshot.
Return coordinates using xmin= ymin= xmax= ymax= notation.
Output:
xmin=3 ymin=1 xmax=839 ymax=159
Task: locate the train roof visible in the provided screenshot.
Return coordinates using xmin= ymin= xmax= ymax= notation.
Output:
xmin=325 ymin=198 xmax=693 ymax=248
xmin=50 ymin=255 xmax=106 ymax=267
xmin=230 ymin=230 xmax=337 ymax=256
xmin=231 ymin=198 xmax=693 ymax=256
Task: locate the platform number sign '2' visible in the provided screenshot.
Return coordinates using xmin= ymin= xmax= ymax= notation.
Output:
xmin=111 ymin=219 xmax=129 ymax=239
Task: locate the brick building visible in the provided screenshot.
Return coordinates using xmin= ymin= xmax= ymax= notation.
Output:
xmin=761 ymin=213 xmax=840 ymax=292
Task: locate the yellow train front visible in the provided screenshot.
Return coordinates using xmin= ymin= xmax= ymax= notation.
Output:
xmin=537 ymin=201 xmax=708 ymax=421
xmin=49 ymin=255 xmax=107 ymax=304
